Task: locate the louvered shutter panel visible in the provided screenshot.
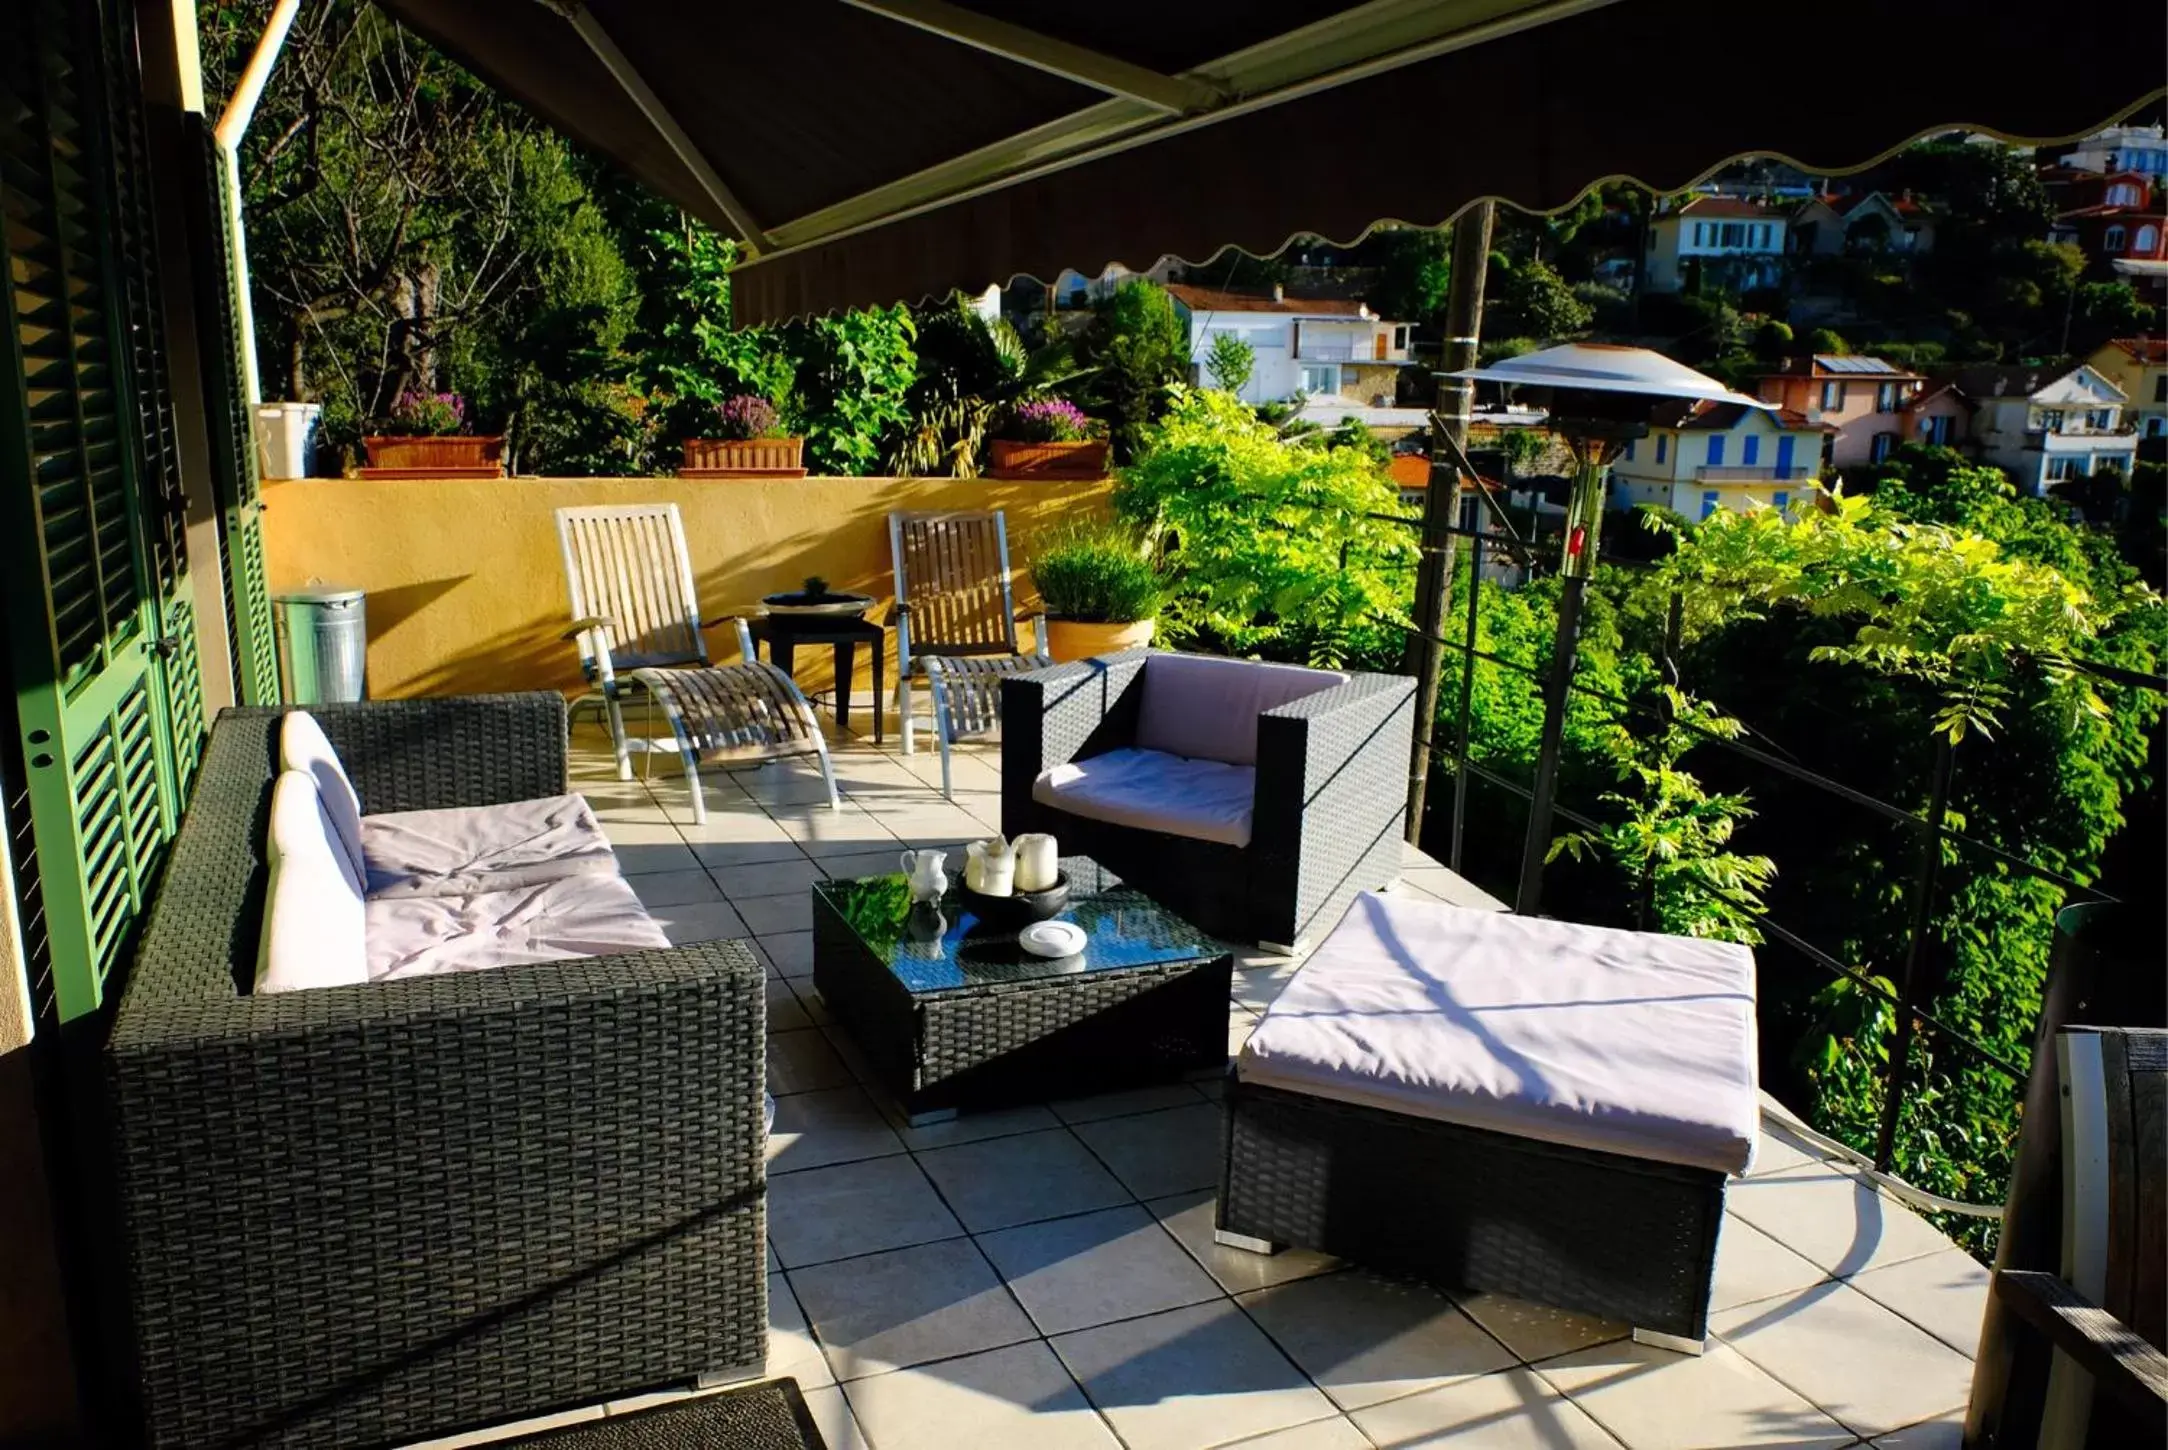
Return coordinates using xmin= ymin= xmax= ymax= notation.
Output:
xmin=1 ymin=0 xmax=193 ymax=1020
xmin=183 ymin=121 xmax=279 ymax=707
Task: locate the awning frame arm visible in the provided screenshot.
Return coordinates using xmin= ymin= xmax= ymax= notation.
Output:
xmin=840 ymin=0 xmax=1218 ymax=114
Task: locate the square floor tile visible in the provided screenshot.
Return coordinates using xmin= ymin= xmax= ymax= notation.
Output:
xmin=1747 ymin=1126 xmax=1823 ymax=1177
xmin=651 ymin=900 xmax=750 ymax=945
xmin=915 ymin=1128 xmax=1129 ymax=1232
xmin=1711 ymin=1281 xmax=1974 ymax=1439
xmin=767 ymin=1084 xmax=906 ymax=1175
xmin=766 ymin=1156 xmax=962 ymax=1269
xmin=1052 ymin=1299 xmax=1340 ymax=1450
xmin=768 ymin=1270 xmax=836 ymax=1389
xmin=1351 ymin=1366 xmax=1624 ymax=1448
xmin=715 ymin=855 xmax=829 ymax=902
xmin=1049 ymin=1083 xmax=1207 ymax=1125
xmin=1449 ymin=1291 xmax=1625 ymax=1363
xmin=1844 ymin=1248 xmax=1990 ymax=1358
xmin=799 ymin=1385 xmax=871 ymax=1450
xmin=788 ymin=1237 xmax=1036 ymax=1380
xmin=767 ymin=977 xmax=812 ymax=1033
xmin=769 ymin=1028 xmax=853 ymax=1096
xmin=628 ymin=868 xmax=726 ymax=908
xmin=759 ymin=930 xmax=815 ymax=978
xmin=600 ymin=827 xmax=700 ymax=877
xmin=1071 ymin=1102 xmax=1222 ymax=1199
xmin=1149 ymin=1190 xmax=1341 ymax=1294
xmin=1240 ymin=1271 xmax=1515 ymax=1411
xmin=816 ymin=847 xmax=914 ymax=880
xmin=779 ymin=804 xmax=900 ymax=855
xmin=1711 ymin=1217 xmax=1829 ymax=1313
xmin=1726 ymin=1169 xmax=1956 ymax=1279
xmin=1535 ymin=1339 xmax=1851 ymax=1449
xmin=1218 ymin=1416 xmax=1373 ymax=1447
xmin=977 ymin=1204 xmax=1223 ymax=1335
xmin=840 ymin=1341 xmax=1119 ymax=1450
xmin=737 ymin=891 xmax=814 ymax=936
xmin=689 ymin=837 xmax=807 ymax=870
xmin=1871 ymin=1410 xmax=1962 ymax=1448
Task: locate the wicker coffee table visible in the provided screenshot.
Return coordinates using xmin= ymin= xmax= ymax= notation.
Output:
xmin=811 ymin=856 xmax=1233 ymax=1121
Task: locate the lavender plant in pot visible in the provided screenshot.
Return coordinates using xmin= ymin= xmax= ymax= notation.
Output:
xmin=360 ymin=389 xmax=505 ymax=477
xmin=1029 ymin=520 xmax=1163 ymax=661
xmin=681 ymin=394 xmax=807 ymax=477
xmin=985 ymin=398 xmax=1109 ymax=480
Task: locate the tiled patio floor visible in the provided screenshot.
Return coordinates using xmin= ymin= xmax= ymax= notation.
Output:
xmin=411 ymin=700 xmax=1987 ymax=1450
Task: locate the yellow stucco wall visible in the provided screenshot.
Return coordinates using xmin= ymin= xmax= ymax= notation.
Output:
xmin=261 ymin=475 xmax=1113 ymax=701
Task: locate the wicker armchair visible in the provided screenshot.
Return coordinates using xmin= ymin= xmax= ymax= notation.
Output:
xmin=104 ymin=694 xmax=768 ymax=1450
xmin=1001 ymin=651 xmax=1416 ymax=951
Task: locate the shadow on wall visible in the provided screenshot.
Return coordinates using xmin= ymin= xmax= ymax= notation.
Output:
xmin=399 ymin=615 xmax=582 ymax=701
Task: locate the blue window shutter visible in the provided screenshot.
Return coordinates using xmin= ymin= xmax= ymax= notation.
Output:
xmin=1772 ymin=490 xmax=1789 ymax=511
xmin=1623 ymin=439 xmax=1635 ymax=460
xmin=1742 ymin=434 xmax=1760 ymax=466
xmin=1776 ymin=435 xmax=1796 ymax=476
xmin=1655 ymin=434 xmax=1668 ymax=464
xmin=1707 ymin=435 xmax=1726 ymax=467
xmin=1701 ymin=491 xmax=1720 ymax=520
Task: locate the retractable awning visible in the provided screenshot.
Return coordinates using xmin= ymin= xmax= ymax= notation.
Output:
xmin=373 ymin=0 xmax=2164 ymax=324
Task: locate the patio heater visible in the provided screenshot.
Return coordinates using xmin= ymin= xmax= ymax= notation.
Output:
xmin=1446 ymin=344 xmax=1774 ymax=915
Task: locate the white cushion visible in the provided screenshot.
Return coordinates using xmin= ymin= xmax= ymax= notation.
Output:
xmin=1033 ymin=746 xmax=1256 ymax=848
xmin=1237 ymin=892 xmax=1760 ymax=1175
xmin=280 ymin=710 xmax=366 ymax=889
xmin=255 ymin=771 xmax=368 ymax=995
xmin=1133 ymin=653 xmax=1348 ymax=767
xmin=360 ymin=795 xmax=616 ymax=900
xmin=364 ymin=871 xmax=671 ymax=981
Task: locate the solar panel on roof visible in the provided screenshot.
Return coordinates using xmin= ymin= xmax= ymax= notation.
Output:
xmin=1816 ymin=354 xmax=1900 ymax=374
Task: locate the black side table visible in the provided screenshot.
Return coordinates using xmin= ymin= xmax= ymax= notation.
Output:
xmin=746 ymin=613 xmax=886 ymax=744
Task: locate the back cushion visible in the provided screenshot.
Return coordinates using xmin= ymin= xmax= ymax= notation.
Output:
xmin=256 ymin=771 xmax=368 ymax=994
xmin=1133 ymin=653 xmax=1350 ymax=767
xmin=280 ymin=709 xmax=366 ymax=886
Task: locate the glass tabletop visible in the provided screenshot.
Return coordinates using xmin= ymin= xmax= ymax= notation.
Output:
xmin=813 ymin=855 xmax=1226 ymax=995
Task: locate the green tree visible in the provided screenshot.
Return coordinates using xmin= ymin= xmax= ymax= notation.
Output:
xmin=782 ymin=308 xmax=918 ymax=475
xmin=1204 ymin=331 xmax=1256 ymax=396
xmin=1076 ymin=281 xmax=1190 ymax=463
xmin=1365 ymin=226 xmax=1452 ymax=325
xmin=1487 ymin=258 xmax=1592 ymax=340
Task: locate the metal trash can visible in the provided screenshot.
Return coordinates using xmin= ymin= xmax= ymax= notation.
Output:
xmin=274 ymin=586 xmax=367 ymax=703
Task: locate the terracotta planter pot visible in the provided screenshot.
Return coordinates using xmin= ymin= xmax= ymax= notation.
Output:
xmin=359 ymin=435 xmax=505 ymax=478
xmin=1044 ymin=617 xmax=1155 ymax=662
xmin=985 ymin=439 xmax=1110 ymax=480
xmin=681 ymin=437 xmax=808 ymax=477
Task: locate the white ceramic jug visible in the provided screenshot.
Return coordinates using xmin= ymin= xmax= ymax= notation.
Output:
xmin=900 ymin=848 xmax=949 ymax=902
xmin=964 ymin=835 xmax=1016 ymax=896
xmin=1012 ymin=833 xmax=1059 ymax=892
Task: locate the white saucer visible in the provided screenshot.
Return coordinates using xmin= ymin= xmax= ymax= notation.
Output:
xmin=1018 ymin=920 xmax=1087 ymax=958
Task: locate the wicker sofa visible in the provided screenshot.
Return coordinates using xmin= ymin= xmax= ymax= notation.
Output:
xmin=1001 ymin=650 xmax=1416 ymax=950
xmin=104 ymin=694 xmax=768 ymax=1450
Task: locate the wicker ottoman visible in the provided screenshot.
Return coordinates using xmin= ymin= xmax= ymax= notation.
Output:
xmin=1215 ymin=892 xmax=1759 ymax=1349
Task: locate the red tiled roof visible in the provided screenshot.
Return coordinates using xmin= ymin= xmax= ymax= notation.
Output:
xmin=1648 ymin=399 xmax=1834 ymax=432
xmin=2105 ymin=336 xmax=2168 ymax=364
xmin=1672 ymin=196 xmax=1787 ymax=220
xmin=1162 ymin=284 xmax=1367 ymax=316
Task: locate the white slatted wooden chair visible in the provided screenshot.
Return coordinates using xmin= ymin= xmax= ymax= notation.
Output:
xmin=888 ymin=510 xmax=1047 ymax=771
xmin=556 ymin=503 xmax=839 ymax=824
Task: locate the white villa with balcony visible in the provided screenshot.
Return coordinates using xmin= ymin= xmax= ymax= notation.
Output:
xmin=1950 ymin=362 xmax=2139 ymax=494
xmin=1644 ymin=195 xmax=1794 ymax=293
xmin=1166 ymin=283 xmax=1414 ymax=404
xmin=1609 ymin=399 xmax=1833 ymax=518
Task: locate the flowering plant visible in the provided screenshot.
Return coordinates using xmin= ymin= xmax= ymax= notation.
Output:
xmin=1002 ymin=397 xmax=1097 ymax=444
xmin=712 ymin=394 xmax=785 ymax=440
xmin=380 ymin=388 xmax=467 ymax=436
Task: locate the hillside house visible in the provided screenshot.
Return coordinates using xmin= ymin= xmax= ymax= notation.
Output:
xmin=1644 ymin=196 xmax=1792 ymax=292
xmin=1165 ymin=284 xmax=1414 ymax=404
xmin=2086 ymin=336 xmax=2168 ymax=442
xmin=1755 ymin=355 xmax=1926 ymax=468
xmin=1946 ymin=362 xmax=2138 ymax=493
xmin=1791 ymin=191 xmax=1939 ymax=256
xmin=1609 ymin=399 xmax=1831 ymax=518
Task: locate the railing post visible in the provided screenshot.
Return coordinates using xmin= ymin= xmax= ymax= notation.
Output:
xmin=1448 ymin=530 xmax=1483 ymax=875
xmin=1404 ymin=202 xmax=1494 ymax=845
xmin=1875 ymin=732 xmax=1958 ymax=1170
xmin=1514 ymin=573 xmax=1585 ymax=915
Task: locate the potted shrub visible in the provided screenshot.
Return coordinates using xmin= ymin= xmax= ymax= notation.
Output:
xmin=682 ymin=394 xmax=807 ymax=477
xmin=986 ymin=398 xmax=1109 ymax=480
xmin=1029 ymin=521 xmax=1163 ymax=661
xmin=360 ymin=389 xmax=505 ymax=477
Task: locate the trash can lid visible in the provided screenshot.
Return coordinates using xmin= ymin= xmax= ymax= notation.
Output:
xmin=273 ymin=585 xmax=365 ymax=606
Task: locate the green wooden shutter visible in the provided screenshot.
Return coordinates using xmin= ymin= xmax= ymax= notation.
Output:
xmin=182 ymin=122 xmax=279 ymax=708
xmin=1 ymin=0 xmax=197 ymax=1020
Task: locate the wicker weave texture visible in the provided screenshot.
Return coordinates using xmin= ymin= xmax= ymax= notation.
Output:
xmin=106 ymin=694 xmax=770 ymax=1450
xmin=1001 ymin=655 xmax=1414 ymax=946
xmin=1217 ymin=1080 xmax=1725 ymax=1339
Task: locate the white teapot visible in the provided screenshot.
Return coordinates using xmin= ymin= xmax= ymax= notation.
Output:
xmin=963 ymin=835 xmax=1016 ymax=896
xmin=899 ymin=848 xmax=949 ymax=903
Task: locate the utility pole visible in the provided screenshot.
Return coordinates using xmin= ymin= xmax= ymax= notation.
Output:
xmin=1404 ymin=201 xmax=1495 ymax=845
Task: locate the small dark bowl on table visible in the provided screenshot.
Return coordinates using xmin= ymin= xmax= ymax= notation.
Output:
xmin=957 ymin=873 xmax=1071 ymax=930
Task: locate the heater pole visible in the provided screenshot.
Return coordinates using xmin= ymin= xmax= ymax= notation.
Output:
xmin=1404 ymin=201 xmax=1494 ymax=845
